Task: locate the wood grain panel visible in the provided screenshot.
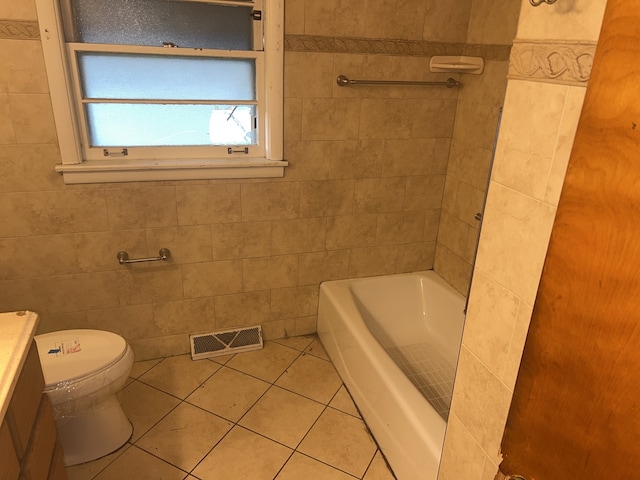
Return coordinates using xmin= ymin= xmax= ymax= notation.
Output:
xmin=500 ymin=1 xmax=640 ymax=478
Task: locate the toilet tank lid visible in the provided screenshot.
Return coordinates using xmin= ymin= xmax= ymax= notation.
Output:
xmin=35 ymin=329 xmax=128 ymax=386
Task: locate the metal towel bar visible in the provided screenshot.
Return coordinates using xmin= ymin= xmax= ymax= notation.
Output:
xmin=336 ymin=75 xmax=461 ymax=88
xmin=117 ymin=248 xmax=171 ymax=265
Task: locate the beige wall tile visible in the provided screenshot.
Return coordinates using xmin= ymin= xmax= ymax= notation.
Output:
xmin=411 ymin=99 xmax=458 ymax=139
xmin=152 ymin=297 xmax=216 ymax=336
xmin=348 ymin=245 xmax=398 ymax=278
xmin=283 ymin=140 xmax=332 ymax=181
xmin=452 ymin=181 xmax=486 ymax=226
xmin=0 ymin=0 xmax=37 ymax=20
xmin=0 ymin=234 xmax=78 ymax=280
xmin=475 ymin=182 xmax=555 ymax=304
xmin=0 ymin=144 xmax=63 ymax=192
xmin=502 ymin=300 xmax=533 ymax=390
xmin=302 ymin=98 xmax=361 ymax=141
xmin=211 ymin=221 xmax=271 ymax=260
xmin=438 ymin=413 xmax=487 ymax=480
xmin=182 ymin=260 xmax=243 ymax=298
xmin=404 ymin=175 xmax=446 ymax=211
xmin=433 ymin=244 xmax=472 ymax=295
xmin=33 ymin=271 xmax=120 ymax=314
xmin=214 ymin=291 xmax=271 ymax=328
xmin=87 ymin=304 xmax=155 ymax=340
xmin=446 ymin=140 xmax=493 ymax=191
xmin=325 ymin=214 xmax=377 ymax=250
xmin=359 ymin=99 xmax=413 ymax=140
xmin=36 ymin=311 xmax=89 ymax=335
xmin=466 ymin=0 xmax=519 ymax=45
xmin=284 ymin=0 xmax=304 ymax=35
xmin=0 ymin=39 xmax=49 ymax=94
xmin=396 ymin=242 xmax=436 ymax=273
xmin=334 ymin=0 xmax=367 ymax=37
xmin=423 ymin=208 xmax=441 ymax=242
xmin=353 ymin=177 xmax=406 ymax=213
xmin=363 ymin=0 xmax=427 ymax=40
xmin=283 ymin=99 xmax=303 ymax=141
xmin=462 ymin=270 xmax=521 ymax=380
xmin=117 ymin=265 xmax=184 ymax=306
xmin=176 ymin=184 xmax=242 ymax=225
xmin=106 ymin=186 xmax=178 ymax=230
xmin=271 ymin=285 xmax=318 ymax=319
xmin=243 ymin=255 xmax=298 ymax=291
xmin=298 ymin=250 xmax=350 ymax=285
xmin=75 ymin=229 xmax=147 ymax=272
xmin=0 ymin=190 xmax=109 ymax=237
xmin=376 ymin=211 xmax=425 ymax=245
xmin=423 ymin=0 xmax=472 ymax=43
xmin=0 ymin=94 xmax=16 ymax=143
xmin=299 ymin=179 xmax=354 ymax=217
xmin=492 ymin=81 xmax=568 ymax=200
xmin=261 ymin=317 xmax=297 ymax=339
xmin=327 ymin=140 xmax=384 ymax=179
xmin=285 ymin=52 xmax=334 ymax=98
xmin=8 ymin=93 xmax=57 ymax=143
xmin=129 ymin=334 xmax=190 ymax=361
xmin=303 ymin=0 xmax=336 ymax=36
xmin=146 ymin=225 xmax=212 ymax=264
xmin=382 ymin=139 xmax=448 ymax=177
xmin=271 ymin=217 xmax=326 ymax=254
xmin=241 ymin=182 xmax=300 ymax=221
xmin=437 ymin=210 xmax=472 ymax=260
xmin=450 ymin=347 xmax=512 ymax=457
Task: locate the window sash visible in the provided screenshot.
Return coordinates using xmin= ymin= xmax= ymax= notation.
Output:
xmin=67 ymin=43 xmax=265 ymax=161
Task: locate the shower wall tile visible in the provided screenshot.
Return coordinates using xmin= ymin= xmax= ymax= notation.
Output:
xmin=326 ymin=140 xmax=384 ymax=180
xmin=301 ymin=98 xmax=361 ymax=141
xmin=382 ymin=139 xmax=447 ymax=177
xmin=87 ymin=304 xmax=155 ymax=340
xmin=375 ymin=211 xmax=425 ymax=245
xmin=446 ymin=141 xmax=493 ymax=191
xmin=242 ymin=255 xmax=299 ymax=292
xmin=465 ymin=0 xmax=519 ymax=45
xmin=298 ymin=250 xmax=350 ymax=285
xmin=0 ymin=39 xmax=48 ymax=94
xmin=433 ymin=244 xmax=472 ymax=295
xmin=325 ymin=214 xmax=377 ymax=250
xmin=395 ymin=242 xmax=436 ymax=273
xmin=8 ymin=93 xmax=57 ymax=143
xmin=475 ymin=182 xmax=556 ymax=304
xmin=0 ymin=144 xmax=63 ymax=192
xmin=0 ymin=234 xmax=78 ymax=280
xmin=285 ymin=52 xmax=334 ymax=98
xmin=152 ymin=298 xmax=216 ymax=336
xmin=438 ymin=413 xmax=487 ymax=480
xmin=146 ymin=226 xmax=212 ymax=265
xmin=462 ymin=269 xmax=521 ymax=380
xmin=302 ymin=0 xmax=336 ymax=36
xmin=36 ymin=311 xmax=89 ymax=335
xmin=0 ymin=0 xmax=36 ymax=20
xmin=299 ymin=179 xmax=354 ymax=217
xmin=423 ymin=0 xmax=472 ymax=43
xmin=501 ymin=300 xmax=534 ymax=391
xmin=117 ymin=266 xmax=184 ymax=306
xmin=270 ymin=285 xmax=319 ymax=320
xmin=271 ymin=217 xmax=326 ymax=254
xmin=241 ymin=182 xmax=300 ymax=221
xmin=423 ymin=209 xmax=441 ymax=241
xmin=404 ymin=175 xmax=446 ymax=211
xmin=0 ymin=94 xmax=16 ymax=143
xmin=353 ymin=178 xmax=406 ymax=214
xmin=75 ymin=229 xmax=148 ymax=272
xmin=347 ymin=245 xmax=398 ymax=278
xmin=283 ymin=0 xmax=304 ymax=36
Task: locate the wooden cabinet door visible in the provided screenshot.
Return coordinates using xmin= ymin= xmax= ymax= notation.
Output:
xmin=500 ymin=1 xmax=640 ymax=478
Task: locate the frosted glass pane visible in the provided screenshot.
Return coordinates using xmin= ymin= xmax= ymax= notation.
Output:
xmin=86 ymin=104 xmax=256 ymax=147
xmin=78 ymin=53 xmax=255 ymax=101
xmin=69 ymin=0 xmax=253 ymax=50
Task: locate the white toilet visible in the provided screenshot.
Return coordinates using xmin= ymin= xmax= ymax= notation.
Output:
xmin=34 ymin=329 xmax=134 ymax=466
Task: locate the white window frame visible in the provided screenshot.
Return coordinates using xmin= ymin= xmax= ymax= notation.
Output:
xmin=36 ymin=0 xmax=286 ymax=184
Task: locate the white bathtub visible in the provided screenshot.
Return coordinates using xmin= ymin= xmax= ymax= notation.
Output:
xmin=317 ymin=271 xmax=465 ymax=480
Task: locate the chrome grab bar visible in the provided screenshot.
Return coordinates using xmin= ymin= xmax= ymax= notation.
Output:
xmin=336 ymin=75 xmax=461 ymax=88
xmin=117 ymin=248 xmax=171 ymax=265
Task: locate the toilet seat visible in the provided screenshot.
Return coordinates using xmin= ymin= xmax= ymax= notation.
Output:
xmin=35 ymin=329 xmax=128 ymax=387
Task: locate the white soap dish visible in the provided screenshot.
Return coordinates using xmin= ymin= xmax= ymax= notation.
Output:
xmin=429 ymin=56 xmax=484 ymax=75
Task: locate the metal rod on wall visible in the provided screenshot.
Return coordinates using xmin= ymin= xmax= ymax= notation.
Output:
xmin=336 ymin=75 xmax=461 ymax=88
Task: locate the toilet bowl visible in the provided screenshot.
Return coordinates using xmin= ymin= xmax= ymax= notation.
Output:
xmin=34 ymin=329 xmax=134 ymax=466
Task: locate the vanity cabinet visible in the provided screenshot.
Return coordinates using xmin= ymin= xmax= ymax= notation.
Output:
xmin=0 ymin=312 xmax=67 ymax=480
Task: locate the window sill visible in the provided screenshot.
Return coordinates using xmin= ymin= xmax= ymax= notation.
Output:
xmin=54 ymin=158 xmax=288 ymax=184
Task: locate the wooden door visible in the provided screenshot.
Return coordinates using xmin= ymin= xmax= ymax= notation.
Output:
xmin=500 ymin=1 xmax=640 ymax=478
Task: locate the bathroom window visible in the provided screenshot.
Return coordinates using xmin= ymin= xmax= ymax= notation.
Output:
xmin=36 ymin=0 xmax=285 ymax=183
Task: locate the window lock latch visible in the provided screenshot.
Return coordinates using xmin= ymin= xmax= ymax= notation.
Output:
xmin=251 ymin=10 xmax=262 ymax=21
xmin=228 ymin=147 xmax=249 ymax=155
xmin=103 ymin=148 xmax=128 ymax=157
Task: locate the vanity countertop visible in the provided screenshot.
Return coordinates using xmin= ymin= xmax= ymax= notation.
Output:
xmin=0 ymin=311 xmax=39 ymax=421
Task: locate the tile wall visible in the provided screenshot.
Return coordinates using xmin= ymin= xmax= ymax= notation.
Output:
xmin=0 ymin=0 xmax=475 ymax=360
xmin=438 ymin=1 xmax=608 ymax=479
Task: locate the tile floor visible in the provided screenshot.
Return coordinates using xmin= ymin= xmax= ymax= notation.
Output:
xmin=66 ymin=335 xmax=396 ymax=480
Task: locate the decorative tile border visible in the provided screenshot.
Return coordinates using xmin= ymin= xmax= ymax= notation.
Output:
xmin=285 ymin=34 xmax=511 ymax=61
xmin=0 ymin=20 xmax=40 ymax=40
xmin=508 ymin=40 xmax=597 ymax=86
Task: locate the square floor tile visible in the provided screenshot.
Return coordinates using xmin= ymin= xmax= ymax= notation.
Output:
xmin=329 ymin=386 xmax=360 ymax=418
xmin=304 ymin=337 xmax=330 ymax=360
xmin=187 ymin=366 xmax=270 ymax=422
xmin=226 ymin=341 xmax=300 ymax=383
xmin=275 ymin=353 xmax=342 ymax=403
xmin=136 ymin=402 xmax=232 ymax=472
xmin=66 ymin=444 xmax=130 ymax=480
xmin=130 ymin=358 xmax=162 ymax=379
xmin=93 ymin=445 xmax=185 ymax=480
xmin=192 ymin=426 xmax=292 ymax=480
xmin=139 ymin=354 xmax=221 ymax=399
xmin=117 ymin=380 xmax=180 ymax=442
xmin=363 ymin=451 xmax=396 ymax=480
xmin=275 ymin=452 xmax=355 ymax=480
xmin=271 ymin=335 xmax=315 ymax=352
xmin=239 ymin=386 xmax=324 ymax=448
xmin=298 ymin=408 xmax=377 ymax=478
